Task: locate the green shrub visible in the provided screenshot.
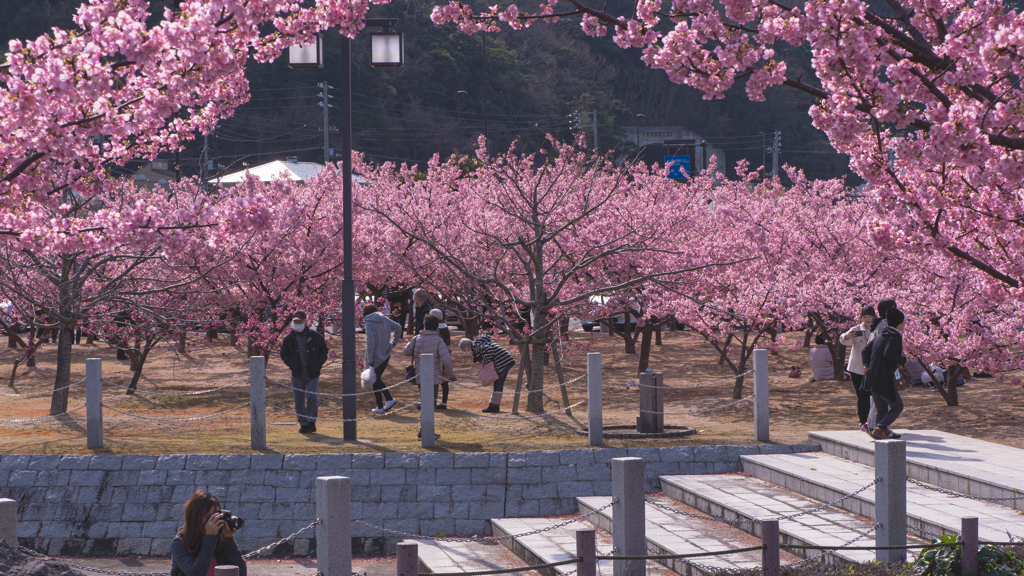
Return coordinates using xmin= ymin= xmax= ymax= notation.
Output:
xmin=913 ymin=535 xmax=1024 ymax=576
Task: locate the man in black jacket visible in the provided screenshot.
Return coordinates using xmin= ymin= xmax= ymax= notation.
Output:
xmin=862 ymin=308 xmax=907 ymax=440
xmin=412 ymin=289 xmax=432 ymax=335
xmin=280 ymin=311 xmax=328 ymax=433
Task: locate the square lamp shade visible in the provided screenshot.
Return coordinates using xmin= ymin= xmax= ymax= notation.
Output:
xmin=371 ymin=32 xmax=404 ymax=67
xmin=288 ymin=35 xmax=323 ymax=68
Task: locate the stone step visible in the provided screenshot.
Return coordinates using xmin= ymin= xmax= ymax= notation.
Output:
xmin=741 ymin=452 xmax=1024 ymax=542
xmin=659 ymin=473 xmax=924 ymax=563
xmin=809 ymin=430 xmax=1024 ymax=511
xmin=574 ymin=495 xmax=788 ymax=576
xmin=407 ymin=538 xmax=541 ymax=575
xmin=489 ymin=517 xmax=677 ymax=576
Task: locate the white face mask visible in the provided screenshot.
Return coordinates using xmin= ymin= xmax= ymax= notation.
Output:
xmin=291 ymin=323 xmax=305 ymax=332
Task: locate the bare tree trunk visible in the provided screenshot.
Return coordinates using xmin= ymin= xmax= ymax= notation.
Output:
xmin=803 ymin=330 xmax=812 ymax=347
xmin=655 ymin=318 xmax=662 ymax=346
xmin=832 ymin=343 xmax=847 ymax=381
xmin=7 ymin=327 xmax=17 ymax=348
xmin=27 ymin=328 xmax=36 ymax=367
xmin=206 ymin=327 xmax=218 ymax=341
xmin=8 ymin=356 xmax=23 ymax=387
xmin=464 ymin=315 xmax=479 ymax=340
xmin=620 ymin=310 xmax=637 ymax=354
xmin=718 ymin=333 xmax=733 ymax=365
xmin=933 ymin=364 xmax=961 ymax=406
xmin=49 ymin=323 xmax=73 ymax=414
xmin=527 ymin=322 xmax=546 ymax=413
xmin=511 ymin=343 xmax=529 ymax=415
xmin=177 ymin=332 xmax=187 ymax=354
xmin=86 ymin=332 xmax=95 ymax=345
xmin=127 ymin=345 xmax=155 ymax=393
xmin=551 ymin=340 xmax=572 ymax=415
xmin=637 ymin=318 xmax=655 ymax=374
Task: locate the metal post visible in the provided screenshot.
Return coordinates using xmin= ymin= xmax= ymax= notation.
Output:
xmin=761 ymin=520 xmax=780 ymax=576
xmin=420 ymin=354 xmax=435 ymax=448
xmin=592 ymin=110 xmax=599 ymax=150
xmin=577 ymin=528 xmax=597 ymax=576
xmin=397 ymin=542 xmax=419 ymax=576
xmin=86 ymin=358 xmax=102 ymax=449
xmin=214 ymin=567 xmax=239 ymax=576
xmin=874 ymin=440 xmax=907 ymax=562
xmin=772 ymin=131 xmax=780 ymax=177
xmin=482 ymin=33 xmax=489 ymax=145
xmin=0 ymin=498 xmax=16 ymax=546
xmin=316 ymin=476 xmax=352 ymax=576
xmin=611 ymin=457 xmax=645 ymax=576
xmin=587 ymin=353 xmax=603 ymax=446
xmin=340 ymin=35 xmax=357 ymax=441
xmin=961 ymin=517 xmax=978 ymax=576
xmin=323 ymin=82 xmax=330 ymax=165
xmin=753 ymin=349 xmax=769 ymax=442
xmin=250 ymin=356 xmax=266 ymax=450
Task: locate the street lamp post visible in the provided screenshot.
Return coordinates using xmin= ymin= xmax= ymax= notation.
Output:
xmin=290 ymin=19 xmax=404 ymax=441
xmin=635 ymin=114 xmax=645 ymax=157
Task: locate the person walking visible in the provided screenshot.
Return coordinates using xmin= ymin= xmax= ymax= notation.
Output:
xmin=428 ymin=309 xmax=453 ymax=409
xmin=862 ymin=307 xmax=907 ymax=439
xmin=279 ymin=311 xmax=328 ymax=434
xmin=840 ymin=305 xmax=876 ymax=436
xmin=460 ymin=334 xmax=516 ymax=413
xmin=363 ymin=304 xmax=402 ymax=414
xmin=411 ymin=289 xmax=431 ymax=335
xmin=403 ymin=315 xmax=455 ymax=439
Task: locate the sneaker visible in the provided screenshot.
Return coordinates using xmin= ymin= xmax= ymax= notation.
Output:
xmin=482 ymin=404 xmax=500 ymax=413
xmin=871 ymin=427 xmax=888 ymax=440
xmin=886 ymin=428 xmax=901 ymax=439
xmin=414 ymin=401 xmax=421 ymax=411
xmin=372 ymin=407 xmax=386 ymax=414
xmin=859 ymin=423 xmax=872 ymax=437
xmin=436 ymin=403 xmax=448 ymax=410
xmin=384 ymin=399 xmax=397 ymax=411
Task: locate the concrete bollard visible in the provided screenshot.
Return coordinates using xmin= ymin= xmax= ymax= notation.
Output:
xmin=420 ymin=354 xmax=435 ymax=448
xmin=214 ymin=567 xmax=239 ymax=576
xmin=587 ymin=353 xmax=603 ymax=447
xmin=316 ymin=476 xmax=352 ymax=576
xmin=250 ymin=356 xmax=266 ymax=450
xmin=961 ymin=517 xmax=978 ymax=576
xmin=397 ymin=542 xmax=418 ymax=576
xmin=753 ymin=349 xmax=769 ymax=442
xmin=577 ymin=528 xmax=597 ymax=576
xmin=611 ymin=457 xmax=645 ymax=576
xmin=760 ymin=519 xmax=780 ymax=576
xmin=86 ymin=358 xmax=102 ymax=449
xmin=0 ymin=498 xmax=16 ymax=547
xmin=874 ymin=440 xmax=907 ymax=562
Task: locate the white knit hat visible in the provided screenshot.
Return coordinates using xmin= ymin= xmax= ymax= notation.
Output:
xmin=459 ymin=338 xmax=473 ymax=349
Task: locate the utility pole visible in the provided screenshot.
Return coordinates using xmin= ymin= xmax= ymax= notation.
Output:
xmin=482 ymin=34 xmax=489 ymax=145
xmin=592 ymin=109 xmax=598 ymax=151
xmin=772 ymin=130 xmax=781 ymax=177
xmin=201 ymin=133 xmax=208 ymax=182
xmin=322 ymin=82 xmax=330 ymax=164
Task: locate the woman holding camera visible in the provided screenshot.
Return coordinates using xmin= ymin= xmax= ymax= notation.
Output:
xmin=839 ymin=305 xmax=876 ymax=437
xmin=171 ymin=490 xmax=246 ymax=576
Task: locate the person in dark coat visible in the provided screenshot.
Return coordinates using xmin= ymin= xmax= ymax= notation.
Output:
xmin=861 ymin=298 xmax=896 ymax=368
xmin=862 ymin=308 xmax=907 ymax=440
xmin=411 ymin=289 xmax=432 ymax=335
xmin=280 ymin=311 xmax=329 ymax=434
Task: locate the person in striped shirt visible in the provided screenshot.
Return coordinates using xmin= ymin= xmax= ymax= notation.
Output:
xmin=460 ymin=334 xmax=517 ymax=413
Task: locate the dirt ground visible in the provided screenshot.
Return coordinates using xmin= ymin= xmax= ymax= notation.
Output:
xmin=1 ymin=328 xmax=1022 ymax=454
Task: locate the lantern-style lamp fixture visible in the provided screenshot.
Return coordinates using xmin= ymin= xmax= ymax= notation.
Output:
xmin=288 ymin=34 xmax=323 ymax=68
xmin=368 ymin=18 xmax=403 ymax=68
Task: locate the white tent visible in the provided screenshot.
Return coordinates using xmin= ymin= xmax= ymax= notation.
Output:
xmin=211 ymin=160 xmax=326 ymax=184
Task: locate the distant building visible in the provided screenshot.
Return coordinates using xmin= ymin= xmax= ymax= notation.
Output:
xmin=626 ymin=125 xmax=725 ymax=177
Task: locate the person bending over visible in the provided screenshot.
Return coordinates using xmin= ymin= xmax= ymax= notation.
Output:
xmin=171 ymin=490 xmax=246 ymax=576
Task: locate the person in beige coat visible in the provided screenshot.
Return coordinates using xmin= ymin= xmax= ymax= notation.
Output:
xmin=403 ymin=316 xmax=455 ymax=439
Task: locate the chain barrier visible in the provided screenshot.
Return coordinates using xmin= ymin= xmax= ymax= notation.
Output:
xmin=0 ymin=378 xmax=85 ymax=397
xmin=424 ymin=558 xmax=582 ymax=576
xmin=0 ymin=404 xmax=86 ymax=423
xmin=448 ymin=373 xmax=587 ymax=395
xmin=267 ymin=375 xmax=415 ymax=398
xmin=448 ymin=398 xmax=588 ymax=420
xmin=604 ymin=395 xmax=752 ymax=416
xmin=243 ymin=518 xmax=322 ymax=558
xmin=19 ymin=545 xmax=171 ymax=576
xmin=266 ymin=401 xmax=418 ymax=422
xmin=103 ymin=377 xmax=249 ymax=397
xmin=354 ymin=499 xmax=616 ymax=542
xmin=603 ymin=372 xmax=639 ymax=388
xmin=103 ymin=402 xmax=250 ymax=422
xmin=783 ymin=525 xmax=877 ymax=567
xmin=908 ymin=478 xmax=1024 ymax=502
xmin=625 ymin=371 xmax=754 ymax=391
xmin=597 ymin=544 xmax=766 ymax=561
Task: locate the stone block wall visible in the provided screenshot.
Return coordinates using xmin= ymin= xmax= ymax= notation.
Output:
xmin=0 ymin=443 xmax=819 ymax=557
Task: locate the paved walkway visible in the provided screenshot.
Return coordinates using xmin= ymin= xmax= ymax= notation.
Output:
xmin=49 ymin=556 xmax=394 ymax=576
xmin=406 ymin=539 xmax=539 ymax=575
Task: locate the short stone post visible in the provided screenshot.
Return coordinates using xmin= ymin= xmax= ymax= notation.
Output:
xmin=636 ymin=372 xmax=664 ymax=433
xmin=961 ymin=517 xmax=978 ymax=576
xmin=577 ymin=528 xmax=597 ymax=576
xmin=86 ymin=358 xmax=102 ymax=449
xmin=214 ymin=567 xmax=239 ymax=576
xmin=874 ymin=440 xmax=907 ymax=562
xmin=420 ymin=354 xmax=435 ymax=448
xmin=0 ymin=498 xmax=16 ymax=546
xmin=611 ymin=457 xmax=645 ymax=576
xmin=250 ymin=356 xmax=266 ymax=450
xmin=760 ymin=520 xmax=780 ymax=576
xmin=587 ymin=353 xmax=603 ymax=447
xmin=316 ymin=476 xmax=351 ymax=576
xmin=397 ymin=542 xmax=419 ymax=576
xmin=753 ymin=349 xmax=769 ymax=442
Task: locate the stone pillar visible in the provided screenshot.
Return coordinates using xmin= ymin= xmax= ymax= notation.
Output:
xmin=587 ymin=353 xmax=603 ymax=447
xmin=961 ymin=517 xmax=978 ymax=576
xmin=250 ymin=356 xmax=266 ymax=450
xmin=874 ymin=440 xmax=907 ymax=562
xmin=86 ymin=358 xmax=102 ymax=449
xmin=577 ymin=528 xmax=597 ymax=576
xmin=0 ymin=498 xmax=16 ymax=547
xmin=397 ymin=542 xmax=419 ymax=576
xmin=316 ymin=476 xmax=352 ymax=576
xmin=420 ymin=354 xmax=435 ymax=448
xmin=753 ymin=349 xmax=769 ymax=442
xmin=636 ymin=372 xmax=664 ymax=433
xmin=761 ymin=520 xmax=780 ymax=576
xmin=612 ymin=457 xmax=645 ymax=576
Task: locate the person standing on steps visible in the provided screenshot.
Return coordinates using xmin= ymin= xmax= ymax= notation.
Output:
xmin=840 ymin=305 xmax=876 ymax=436
xmin=403 ymin=315 xmax=455 ymax=439
xmin=862 ymin=307 xmax=907 ymax=440
xmin=363 ymin=304 xmax=403 ymax=414
xmin=279 ymin=311 xmax=328 ymax=434
xmin=460 ymin=334 xmax=516 ymax=413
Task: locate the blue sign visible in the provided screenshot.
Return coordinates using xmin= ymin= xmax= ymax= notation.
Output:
xmin=665 ymin=155 xmax=690 ymax=180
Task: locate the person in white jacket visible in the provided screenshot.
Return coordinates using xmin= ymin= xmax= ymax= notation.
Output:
xmin=363 ymin=304 xmax=403 ymax=414
xmin=839 ymin=305 xmax=876 ymax=436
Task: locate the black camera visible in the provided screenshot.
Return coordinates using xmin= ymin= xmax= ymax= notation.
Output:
xmin=220 ymin=510 xmax=244 ymax=530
